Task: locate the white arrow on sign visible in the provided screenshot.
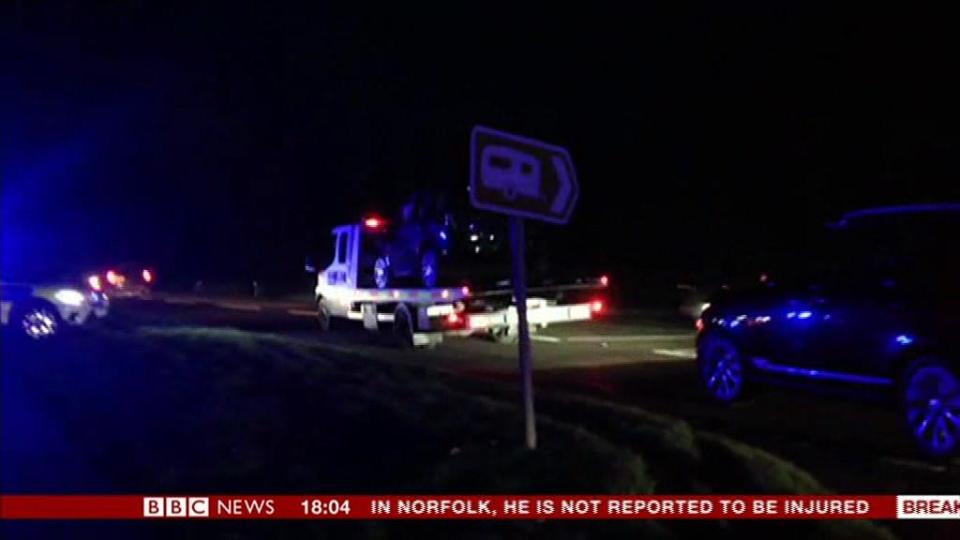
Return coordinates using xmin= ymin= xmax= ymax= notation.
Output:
xmin=549 ymin=155 xmax=572 ymax=214
xmin=470 ymin=126 xmax=579 ymax=225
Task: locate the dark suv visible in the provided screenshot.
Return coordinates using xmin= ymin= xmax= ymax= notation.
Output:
xmin=697 ymin=204 xmax=960 ymax=457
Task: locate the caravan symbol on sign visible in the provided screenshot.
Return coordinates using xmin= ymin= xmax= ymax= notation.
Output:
xmin=470 ymin=126 xmax=578 ymax=224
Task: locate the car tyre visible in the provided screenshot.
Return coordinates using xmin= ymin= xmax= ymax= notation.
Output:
xmin=697 ymin=333 xmax=748 ymax=403
xmin=421 ymin=250 xmax=439 ymax=288
xmin=901 ymin=358 xmax=960 ymax=459
xmin=374 ymin=256 xmax=391 ymax=289
xmin=16 ymin=301 xmax=61 ymax=340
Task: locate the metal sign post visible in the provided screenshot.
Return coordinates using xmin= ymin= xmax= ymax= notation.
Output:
xmin=470 ymin=126 xmax=579 ymax=451
xmin=509 ymin=215 xmax=536 ymax=449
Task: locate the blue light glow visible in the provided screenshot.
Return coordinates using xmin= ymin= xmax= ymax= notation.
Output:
xmin=838 ymin=203 xmax=960 ymax=226
xmin=895 ymin=334 xmax=915 ymax=346
xmin=797 ymin=311 xmax=813 ymax=319
xmin=752 ymin=358 xmax=894 ymax=386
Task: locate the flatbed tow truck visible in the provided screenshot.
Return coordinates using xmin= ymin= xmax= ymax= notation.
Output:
xmin=310 ymin=218 xmax=608 ymax=348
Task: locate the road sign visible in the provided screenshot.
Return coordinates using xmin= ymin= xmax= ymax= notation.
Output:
xmin=468 ymin=126 xmax=580 ymax=450
xmin=470 ymin=126 xmax=578 ymax=225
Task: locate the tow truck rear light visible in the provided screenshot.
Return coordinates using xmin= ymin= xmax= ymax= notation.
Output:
xmin=695 ymin=318 xmax=705 ymax=332
xmin=363 ymin=216 xmax=385 ymax=229
xmin=446 ymin=312 xmax=460 ymax=325
xmin=590 ymin=299 xmax=605 ymax=314
xmin=106 ymin=270 xmax=121 ymax=286
xmin=461 ymin=285 xmax=470 ymax=296
xmin=600 ymin=275 xmax=609 ymax=287
xmin=142 ymin=269 xmax=153 ymax=283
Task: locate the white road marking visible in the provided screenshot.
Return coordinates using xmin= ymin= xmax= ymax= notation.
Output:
xmin=530 ymin=334 xmax=562 ymax=343
xmin=215 ymin=302 xmax=262 ymax=312
xmin=652 ymin=348 xmax=697 ymax=359
xmin=287 ymin=309 xmax=317 ymax=317
xmin=879 ymin=457 xmax=948 ymax=474
xmin=566 ymin=334 xmax=692 ymax=343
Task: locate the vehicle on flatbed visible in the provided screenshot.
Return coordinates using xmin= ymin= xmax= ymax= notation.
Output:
xmin=308 ymin=215 xmax=607 ymax=348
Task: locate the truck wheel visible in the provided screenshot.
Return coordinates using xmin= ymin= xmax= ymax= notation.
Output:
xmin=491 ymin=326 xmax=517 ymax=344
xmin=374 ymin=257 xmax=391 ymax=289
xmin=316 ymin=299 xmax=331 ymax=332
xmin=393 ymin=304 xmax=414 ymax=348
xmin=421 ymin=250 xmax=439 ymax=288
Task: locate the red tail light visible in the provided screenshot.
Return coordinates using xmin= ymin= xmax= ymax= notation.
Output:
xmin=142 ymin=269 xmax=153 ymax=283
xmin=364 ymin=216 xmax=385 ymax=229
xmin=106 ymin=270 xmax=121 ymax=285
xmin=590 ymin=299 xmax=604 ymax=314
xmin=695 ymin=318 xmax=705 ymax=332
xmin=600 ymin=275 xmax=609 ymax=287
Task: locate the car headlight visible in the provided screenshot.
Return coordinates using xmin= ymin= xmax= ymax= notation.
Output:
xmin=54 ymin=289 xmax=86 ymax=307
xmin=700 ymin=302 xmax=711 ymax=314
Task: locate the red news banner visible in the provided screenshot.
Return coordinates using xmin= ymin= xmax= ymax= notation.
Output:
xmin=1 ymin=494 xmax=958 ymax=520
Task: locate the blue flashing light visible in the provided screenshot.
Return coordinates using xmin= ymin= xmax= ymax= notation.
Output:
xmin=797 ymin=311 xmax=813 ymax=319
xmin=895 ymin=334 xmax=915 ymax=346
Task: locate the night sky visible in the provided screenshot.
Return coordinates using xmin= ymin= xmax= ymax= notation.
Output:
xmin=4 ymin=3 xmax=960 ymax=293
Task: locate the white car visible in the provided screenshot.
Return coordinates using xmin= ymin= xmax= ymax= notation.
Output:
xmin=0 ymin=281 xmax=108 ymax=339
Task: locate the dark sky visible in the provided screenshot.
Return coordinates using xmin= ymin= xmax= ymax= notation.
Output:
xmin=3 ymin=3 xmax=960 ymax=289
